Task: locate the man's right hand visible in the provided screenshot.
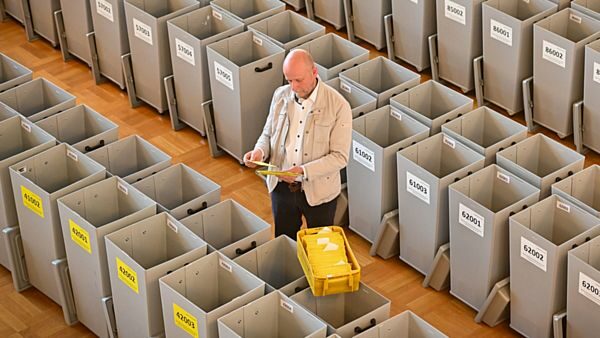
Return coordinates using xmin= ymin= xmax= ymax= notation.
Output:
xmin=243 ymin=149 xmax=263 ymax=168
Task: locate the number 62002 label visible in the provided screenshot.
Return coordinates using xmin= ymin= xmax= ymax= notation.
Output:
xmin=520 ymin=237 xmax=547 ymax=272
xmin=579 ymin=272 xmax=600 ymax=307
xmin=173 ymin=303 xmax=199 ymax=338
xmin=406 ymin=172 xmax=430 ymax=205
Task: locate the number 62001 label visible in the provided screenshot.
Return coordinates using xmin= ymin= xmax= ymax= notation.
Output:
xmin=459 ymin=203 xmax=484 ymax=237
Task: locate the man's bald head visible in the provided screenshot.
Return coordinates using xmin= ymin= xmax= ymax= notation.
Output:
xmin=283 ymin=49 xmax=318 ymax=99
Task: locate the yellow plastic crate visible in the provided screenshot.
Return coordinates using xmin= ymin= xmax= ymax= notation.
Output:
xmin=297 ymin=226 xmax=361 ymax=296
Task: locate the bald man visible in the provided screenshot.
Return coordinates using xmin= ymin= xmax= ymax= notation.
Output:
xmin=244 ymin=49 xmax=352 ymax=239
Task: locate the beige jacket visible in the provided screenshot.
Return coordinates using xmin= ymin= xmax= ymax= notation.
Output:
xmin=254 ymin=81 xmax=352 ymax=206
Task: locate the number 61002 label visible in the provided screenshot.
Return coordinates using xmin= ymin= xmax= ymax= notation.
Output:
xmin=406 ymin=172 xmax=430 ymax=204
xmin=352 ymin=140 xmax=375 ymax=172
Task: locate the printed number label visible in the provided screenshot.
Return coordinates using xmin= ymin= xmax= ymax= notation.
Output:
xmin=280 ymin=300 xmax=294 ymax=313
xmin=21 ymin=186 xmax=44 ymax=218
xmin=214 ymin=61 xmax=234 ymax=90
xmin=133 ymin=18 xmax=153 ymax=45
xmin=352 ymin=140 xmax=375 ymax=172
xmin=594 ymin=62 xmax=600 ymax=84
xmin=176 ymin=38 xmax=195 ymax=66
xmin=459 ymin=203 xmax=484 ymax=237
xmin=70 ymin=220 xmax=92 ymax=254
xmin=579 ymin=272 xmax=600 ymax=307
xmin=445 ymin=0 xmax=466 ymax=25
xmin=406 ymin=172 xmax=430 ymax=205
xmin=96 ymin=0 xmax=114 ymax=22
xmin=410 ymin=0 xmax=418 ymax=3
xmin=542 ymin=40 xmax=566 ymax=68
xmin=520 ymin=237 xmax=547 ymax=272
xmin=490 ymin=19 xmax=512 ymax=47
xmin=116 ymin=257 xmax=139 ymax=293
xmin=173 ymin=303 xmax=199 ymax=338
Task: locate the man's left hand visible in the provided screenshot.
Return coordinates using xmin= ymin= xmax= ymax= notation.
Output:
xmin=280 ymin=166 xmax=304 ymax=183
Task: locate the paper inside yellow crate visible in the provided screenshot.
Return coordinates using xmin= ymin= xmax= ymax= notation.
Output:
xmin=313 ymin=263 xmax=352 ymax=277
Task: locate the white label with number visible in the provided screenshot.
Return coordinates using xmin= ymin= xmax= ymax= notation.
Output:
xmin=175 ymin=38 xmax=195 ymax=66
xmin=167 ymin=220 xmax=178 ymax=233
xmin=459 ymin=203 xmax=484 ymax=237
xmin=579 ymin=272 xmax=600 ymax=307
xmin=21 ymin=121 xmax=31 ymax=132
xmin=490 ymin=19 xmax=512 ymax=47
xmin=496 ymin=172 xmax=510 ymax=184
xmin=340 ymin=82 xmax=351 ymax=93
xmin=390 ymin=109 xmax=402 ymax=121
xmin=410 ymin=0 xmax=418 ymax=3
xmin=445 ymin=0 xmax=466 ymax=25
xmin=253 ymin=35 xmax=263 ymax=46
xmin=67 ymin=150 xmax=78 ymax=162
xmin=542 ymin=40 xmax=566 ymax=68
xmin=117 ymin=182 xmax=128 ymax=195
xmin=594 ymin=62 xmax=600 ymax=84
xmin=352 ymin=141 xmax=375 ymax=172
xmin=570 ymin=14 xmax=582 ymax=24
xmin=556 ymin=201 xmax=571 ymax=213
xmin=214 ymin=61 xmax=234 ymax=90
xmin=219 ymin=259 xmax=232 ymax=272
xmin=96 ymin=0 xmax=114 ymax=22
xmin=133 ymin=18 xmax=153 ymax=45
xmin=212 ymin=10 xmax=222 ymax=20
xmin=443 ymin=135 xmax=455 ymax=149
xmin=406 ymin=172 xmax=430 ymax=204
xmin=521 ymin=237 xmax=547 ymax=272
xmin=280 ymin=300 xmax=294 ymax=313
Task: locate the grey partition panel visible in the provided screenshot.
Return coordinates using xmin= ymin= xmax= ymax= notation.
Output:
xmin=124 ymin=0 xmax=200 ymax=113
xmin=340 ymin=56 xmax=420 ymax=108
xmin=0 ymin=78 xmax=76 ymax=122
xmin=132 ymin=163 xmax=221 ymax=220
xmin=496 ymin=133 xmax=585 ymax=198
xmin=551 ymin=164 xmax=600 ymax=218
xmin=0 ymin=117 xmax=55 ymax=270
xmin=436 ymin=0 xmax=484 ymax=92
xmin=283 ymin=0 xmax=305 ymax=11
xmin=572 ymin=0 xmax=600 ymax=20
xmin=247 ymin=10 xmax=325 ymax=51
xmin=348 ymin=106 xmax=429 ymax=243
xmin=89 ymin=0 xmax=130 ymax=88
xmin=207 ymin=30 xmax=285 ymax=162
xmin=29 ymin=0 xmax=61 ymax=46
xmin=390 ymin=79 xmax=473 ymax=135
xmin=167 ymin=6 xmax=244 ymax=134
xmin=0 ymin=53 xmax=33 ymax=93
xmin=353 ymin=310 xmax=448 ymax=338
xmin=59 ymin=0 xmax=94 ymax=65
xmin=567 ymin=235 xmax=600 ymax=338
xmin=106 ymin=213 xmax=207 ymax=338
xmin=35 ymin=104 xmax=119 ymax=153
xmin=482 ymin=0 xmax=557 ymax=114
xmin=8 ymin=144 xmax=106 ymax=304
xmin=218 ymin=291 xmax=327 ymax=338
xmin=532 ymin=8 xmax=600 ymax=137
xmin=581 ymin=39 xmax=600 ymax=153
xmin=347 ymin=0 xmax=391 ymax=50
xmin=295 ymin=33 xmax=369 ymax=81
xmin=4 ymin=0 xmax=25 ymax=22
xmin=397 ymin=133 xmax=485 ymax=275
xmin=313 ymin=0 xmax=345 ymax=29
xmin=210 ymin=0 xmax=285 ymax=26
xmin=509 ymin=195 xmax=600 ymax=338
xmin=57 ymin=177 xmax=156 ymax=338
xmin=159 ymin=251 xmax=265 ymax=338
xmin=87 ymin=135 xmax=172 ymax=184
xmin=441 ymin=106 xmax=527 ymax=165
xmin=180 ymin=199 xmax=271 ymax=259
xmin=449 ymin=165 xmax=540 ymax=312
xmin=325 ymin=77 xmax=377 ymax=119
xmin=389 ymin=0 xmax=437 ymax=71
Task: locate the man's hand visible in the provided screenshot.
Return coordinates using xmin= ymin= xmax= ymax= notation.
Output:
xmin=280 ymin=166 xmax=304 ymax=183
xmin=243 ymin=149 xmax=263 ymax=168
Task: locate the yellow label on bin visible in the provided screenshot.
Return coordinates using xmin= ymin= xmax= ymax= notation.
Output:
xmin=70 ymin=219 xmax=91 ymax=254
xmin=116 ymin=257 xmax=138 ymax=294
xmin=173 ymin=303 xmax=199 ymax=338
xmin=21 ymin=186 xmax=44 ymax=218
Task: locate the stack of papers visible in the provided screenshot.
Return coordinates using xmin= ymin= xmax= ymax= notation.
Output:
xmin=302 ymin=227 xmax=351 ymax=277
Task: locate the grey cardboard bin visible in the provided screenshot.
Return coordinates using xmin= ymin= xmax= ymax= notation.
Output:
xmin=325 ymin=77 xmax=377 ymax=119
xmin=132 ymin=163 xmax=221 ymax=220
xmin=295 ymin=33 xmax=369 ymax=81
xmin=0 ymin=117 xmax=55 ymax=270
xmin=0 ymin=105 xmax=18 ymax=122
xmin=530 ymin=8 xmax=600 ymax=137
xmin=572 ymin=0 xmax=600 ymax=20
xmin=0 ymin=53 xmax=33 ymax=93
xmin=0 ymin=77 xmax=76 ymax=122
xmin=449 ymin=165 xmax=540 ymax=313
xmin=180 ymin=199 xmax=271 ymax=259
xmin=390 ymin=79 xmax=473 ymax=135
xmin=552 ymin=164 xmax=600 ymax=218
xmin=166 ymin=5 xmax=244 ymax=134
xmin=105 ymin=212 xmax=208 ymax=338
xmin=340 ymin=56 xmax=420 ymax=109
xmin=344 ymin=0 xmax=391 ymax=51
xmin=566 ymin=235 xmax=600 ymax=338
xmin=348 ymin=106 xmax=429 ymax=243
xmin=441 ymin=106 xmax=528 ymax=165
xmin=397 ymin=133 xmax=485 ymax=275
xmin=29 ymin=0 xmax=61 ymax=46
xmin=234 ymin=235 xmax=308 ymax=296
xmin=509 ymin=195 xmax=600 ymax=338
xmin=248 ymin=10 xmax=325 ymax=52
xmin=8 ymin=144 xmax=105 ymax=307
xmin=575 ymin=39 xmax=600 ymax=153
xmin=87 ymin=134 xmax=172 ymax=184
xmin=57 ymin=0 xmax=94 ymax=66
xmin=283 ymin=0 xmax=304 ymax=11
xmin=218 ymin=291 xmax=327 ymax=338
xmin=206 ymin=30 xmax=285 ymax=163
xmin=159 ymin=251 xmax=265 ymax=338
xmin=310 ymin=0 xmax=345 ymax=30
xmin=291 ymin=282 xmax=391 ymax=338
xmin=496 ymin=133 xmax=585 ymax=198
xmin=210 ymin=0 xmax=285 ymax=26
xmin=124 ymin=0 xmax=200 ymax=113
xmin=479 ymin=0 xmax=557 ymax=115
xmin=35 ymin=104 xmax=119 ymax=154
xmin=57 ymin=177 xmax=156 ymax=338
xmin=353 ymin=310 xmax=448 ymax=338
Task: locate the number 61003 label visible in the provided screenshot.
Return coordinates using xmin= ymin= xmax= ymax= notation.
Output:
xmin=406 ymin=172 xmax=430 ymax=204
